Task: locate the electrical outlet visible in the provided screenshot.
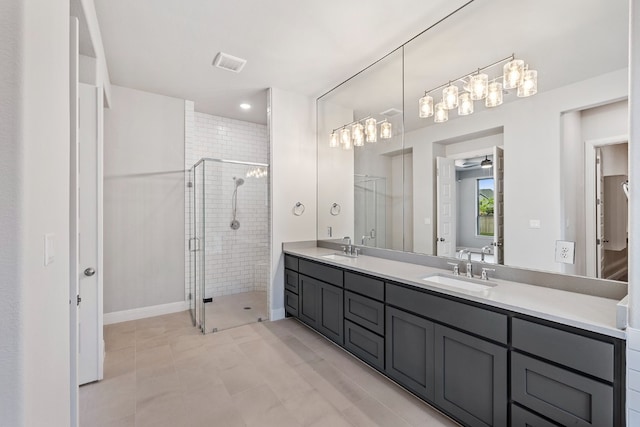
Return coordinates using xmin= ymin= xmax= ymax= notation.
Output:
xmin=555 ymin=240 xmax=575 ymax=264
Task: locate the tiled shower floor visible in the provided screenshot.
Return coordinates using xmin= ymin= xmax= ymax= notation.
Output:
xmin=203 ymin=290 xmax=268 ymax=333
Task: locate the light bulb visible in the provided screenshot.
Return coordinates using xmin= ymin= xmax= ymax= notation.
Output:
xmin=352 ymin=123 xmax=364 ymax=147
xmin=503 ymin=59 xmax=524 ymax=89
xmin=380 ymin=122 xmax=392 ymax=139
xmin=442 ymin=85 xmax=459 ymax=110
xmin=458 ymin=93 xmax=474 ymax=116
xmin=434 ymin=102 xmax=448 ymax=123
xmin=340 ymin=128 xmax=351 ymax=150
xmin=517 ymin=69 xmax=538 ymax=97
xmin=469 ymin=73 xmax=488 ymax=100
xmin=329 ymin=132 xmax=339 ymax=148
xmin=486 ymin=82 xmax=503 ymax=107
xmin=419 ymin=95 xmax=434 ymax=118
xmin=365 ymin=118 xmax=377 ymax=142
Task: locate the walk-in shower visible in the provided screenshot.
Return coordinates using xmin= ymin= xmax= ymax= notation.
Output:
xmin=187 ymin=157 xmax=270 ymax=333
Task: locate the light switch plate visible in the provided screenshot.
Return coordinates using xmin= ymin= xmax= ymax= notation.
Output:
xmin=44 ymin=233 xmax=55 ymax=266
xmin=529 ymin=219 xmax=541 ymax=229
xmin=555 ymin=240 xmax=575 ymax=264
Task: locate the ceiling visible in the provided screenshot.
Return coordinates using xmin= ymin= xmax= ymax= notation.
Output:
xmin=93 ymin=0 xmax=471 ymax=124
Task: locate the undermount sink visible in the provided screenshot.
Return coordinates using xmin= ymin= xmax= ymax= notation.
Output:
xmin=422 ymin=273 xmax=497 ymax=292
xmin=322 ymin=253 xmax=355 ymax=260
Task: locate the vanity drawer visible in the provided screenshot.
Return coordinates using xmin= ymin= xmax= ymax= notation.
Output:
xmin=299 ymin=259 xmax=343 ymax=287
xmin=344 ymin=319 xmax=384 ymax=371
xmin=284 ymin=290 xmax=299 ymax=317
xmin=511 ymin=352 xmax=613 ymax=427
xmin=284 ymin=254 xmax=298 ymax=271
xmin=511 ymin=404 xmax=560 ymax=427
xmin=512 ymin=317 xmax=614 ymax=382
xmin=284 ymin=269 xmax=299 ymax=294
xmin=345 ymin=271 xmax=384 ymax=301
xmin=344 ymin=291 xmax=384 ymax=335
xmin=386 ymin=283 xmax=507 ymax=344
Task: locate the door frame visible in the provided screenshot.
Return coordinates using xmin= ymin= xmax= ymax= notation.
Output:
xmin=584 ymin=134 xmax=628 ymax=278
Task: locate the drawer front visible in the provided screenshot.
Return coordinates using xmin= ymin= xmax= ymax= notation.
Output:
xmin=511 ymin=352 xmax=613 ymax=427
xmin=284 ymin=254 xmax=298 ymax=271
xmin=284 ymin=269 xmax=299 ymax=294
xmin=345 ymin=291 xmax=384 ymax=335
xmin=512 ymin=317 xmax=614 ymax=382
xmin=284 ymin=290 xmax=299 ymax=317
xmin=511 ymin=404 xmax=560 ymax=427
xmin=344 ymin=271 xmax=384 ymax=301
xmin=344 ymin=319 xmax=384 ymax=371
xmin=386 ymin=283 xmax=507 ymax=344
xmin=299 ymin=259 xmax=343 ymax=287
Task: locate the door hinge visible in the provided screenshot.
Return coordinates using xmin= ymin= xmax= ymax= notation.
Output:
xmin=77 ymin=294 xmax=82 ymax=306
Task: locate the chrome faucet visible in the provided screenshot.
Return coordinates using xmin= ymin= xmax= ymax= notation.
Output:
xmin=481 ymin=267 xmax=496 ymax=281
xmin=341 ymin=236 xmax=359 ymax=257
xmin=481 ymin=246 xmax=492 ymax=262
xmin=458 ymin=249 xmax=472 ymax=261
xmin=447 ymin=262 xmax=460 ymax=276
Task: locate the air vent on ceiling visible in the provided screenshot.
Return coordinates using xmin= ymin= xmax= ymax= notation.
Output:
xmin=212 ymin=52 xmax=247 ymax=73
xmin=380 ymin=108 xmax=403 ymax=117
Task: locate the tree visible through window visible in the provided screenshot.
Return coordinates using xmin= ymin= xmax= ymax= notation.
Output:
xmin=477 ymin=178 xmax=494 ymax=236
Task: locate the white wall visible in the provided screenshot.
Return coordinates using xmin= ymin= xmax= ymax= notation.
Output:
xmin=270 ymin=88 xmax=317 ymax=320
xmin=0 ymin=0 xmax=71 ymax=425
xmin=103 ymin=85 xmax=185 ymax=313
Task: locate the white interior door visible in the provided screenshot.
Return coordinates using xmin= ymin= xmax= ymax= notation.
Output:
xmin=69 ymin=16 xmax=80 ymax=427
xmin=436 ymin=157 xmax=456 ymax=257
xmin=595 ymin=147 xmax=605 ymax=278
xmin=78 ymin=83 xmax=104 ymax=385
xmin=492 ymin=146 xmax=504 ymax=264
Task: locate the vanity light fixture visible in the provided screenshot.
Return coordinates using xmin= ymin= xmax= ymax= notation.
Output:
xmin=418 ymin=54 xmax=537 ymax=123
xmin=329 ymin=116 xmax=394 ymax=148
xmin=481 ymin=156 xmax=493 ymax=169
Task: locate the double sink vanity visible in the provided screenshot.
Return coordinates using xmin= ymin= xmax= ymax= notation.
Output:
xmin=282 ymin=242 xmax=626 ymax=427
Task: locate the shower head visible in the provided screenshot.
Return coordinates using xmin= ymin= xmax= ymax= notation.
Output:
xmin=233 ymin=177 xmax=245 ymax=187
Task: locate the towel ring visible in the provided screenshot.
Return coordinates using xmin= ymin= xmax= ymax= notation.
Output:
xmin=330 ymin=203 xmax=341 ymax=216
xmin=293 ymin=202 xmax=305 ymax=216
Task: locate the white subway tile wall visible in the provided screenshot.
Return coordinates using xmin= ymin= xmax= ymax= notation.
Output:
xmin=184 ymin=104 xmax=270 ymax=305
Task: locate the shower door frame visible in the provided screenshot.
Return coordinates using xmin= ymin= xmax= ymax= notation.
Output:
xmin=189 ymin=157 xmax=270 ymax=334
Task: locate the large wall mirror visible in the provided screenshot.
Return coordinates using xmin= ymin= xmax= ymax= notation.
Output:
xmin=317 ymin=0 xmax=629 ymax=281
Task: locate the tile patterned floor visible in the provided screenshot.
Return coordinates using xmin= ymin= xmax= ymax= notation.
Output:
xmin=203 ymin=291 xmax=268 ymax=333
xmin=80 ymin=311 xmax=460 ymax=427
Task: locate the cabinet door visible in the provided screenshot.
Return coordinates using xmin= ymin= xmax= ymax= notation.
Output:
xmin=344 ymin=291 xmax=384 ymax=335
xmin=344 ymin=319 xmax=384 ymax=371
xmin=434 ymin=325 xmax=507 ymax=427
xmin=317 ymin=282 xmax=344 ymax=345
xmin=284 ymin=290 xmax=299 ymax=318
xmin=385 ymin=307 xmax=435 ymax=401
xmin=284 ymin=269 xmax=299 ymax=294
xmin=298 ymin=275 xmax=319 ymax=327
xmin=511 ymin=404 xmax=559 ymax=427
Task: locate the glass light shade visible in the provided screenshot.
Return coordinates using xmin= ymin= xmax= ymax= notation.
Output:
xmin=380 ymin=122 xmax=392 ymax=139
xmin=485 ymin=82 xmax=503 ymax=107
xmin=352 ymin=123 xmax=365 ymax=147
xmin=517 ymin=69 xmax=538 ymax=97
xmin=469 ymin=73 xmax=488 ymax=100
xmin=458 ymin=93 xmax=474 ymax=116
xmin=419 ymin=95 xmax=434 ymax=118
xmin=365 ymin=118 xmax=377 ymax=142
xmin=442 ymin=85 xmax=459 ymax=110
xmin=340 ymin=128 xmax=352 ymax=149
xmin=503 ymin=59 xmax=524 ymax=89
xmin=329 ymin=132 xmax=339 ymax=148
xmin=434 ymin=102 xmax=448 ymax=123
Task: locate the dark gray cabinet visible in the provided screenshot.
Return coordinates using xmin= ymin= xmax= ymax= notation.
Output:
xmin=434 ymin=324 xmax=507 ymax=427
xmin=284 ymin=290 xmax=298 ymax=317
xmin=344 ymin=291 xmax=384 ymax=335
xmin=385 ymin=306 xmax=435 ymax=401
xmin=298 ymin=274 xmax=343 ymax=344
xmin=284 ymin=269 xmax=299 ymax=294
xmin=344 ymin=319 xmax=384 ymax=370
xmin=511 ymin=352 xmax=613 ymax=427
xmin=511 ymin=404 xmax=560 ymax=427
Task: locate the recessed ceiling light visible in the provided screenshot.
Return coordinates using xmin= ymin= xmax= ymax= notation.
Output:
xmin=240 ymin=103 xmax=251 ymax=110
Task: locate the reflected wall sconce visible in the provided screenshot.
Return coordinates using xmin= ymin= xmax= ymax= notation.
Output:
xmin=329 ymin=116 xmax=393 ymax=149
xmin=418 ymin=54 xmax=537 ymax=124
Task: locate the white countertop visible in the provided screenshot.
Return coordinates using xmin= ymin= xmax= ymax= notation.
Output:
xmin=284 ymin=246 xmax=626 ymax=340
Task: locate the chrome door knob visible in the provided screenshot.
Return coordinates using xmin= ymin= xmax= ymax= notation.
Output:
xmin=84 ymin=267 xmax=96 ymax=277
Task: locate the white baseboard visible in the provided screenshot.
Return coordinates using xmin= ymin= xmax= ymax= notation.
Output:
xmin=270 ymin=307 xmax=285 ymax=321
xmin=104 ymin=301 xmax=189 ymax=325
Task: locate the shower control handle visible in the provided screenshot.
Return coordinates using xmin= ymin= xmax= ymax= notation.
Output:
xmin=84 ymin=267 xmax=96 ymax=277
